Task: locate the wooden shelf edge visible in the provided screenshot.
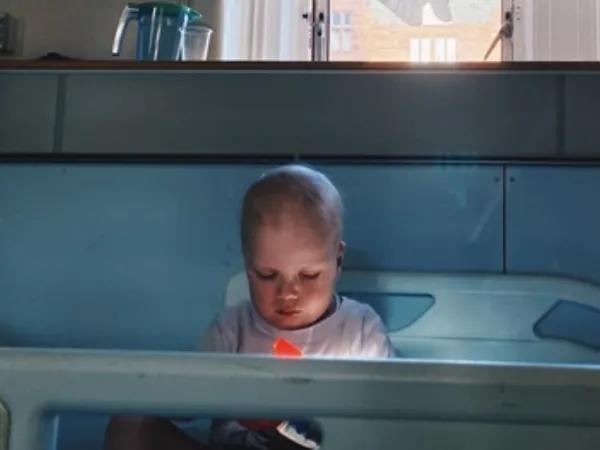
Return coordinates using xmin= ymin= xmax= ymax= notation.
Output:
xmin=2 ymin=60 xmax=600 ymax=72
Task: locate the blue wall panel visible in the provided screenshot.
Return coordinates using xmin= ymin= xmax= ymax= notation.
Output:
xmin=323 ymin=165 xmax=503 ymax=272
xmin=0 ymin=164 xmax=265 ymax=350
xmin=506 ymin=166 xmax=600 ymax=285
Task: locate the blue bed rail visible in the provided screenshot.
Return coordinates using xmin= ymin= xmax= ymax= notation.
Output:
xmin=2 ymin=348 xmax=600 ymax=450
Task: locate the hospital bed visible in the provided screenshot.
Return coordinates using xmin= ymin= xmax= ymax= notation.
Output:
xmin=4 ymin=271 xmax=600 ymax=450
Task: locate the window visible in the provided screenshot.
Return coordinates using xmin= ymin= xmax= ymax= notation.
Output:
xmin=328 ymin=0 xmax=505 ymax=62
xmin=221 ymin=0 xmax=600 ymax=62
xmin=330 ymin=11 xmax=353 ymax=54
xmin=410 ymin=37 xmax=457 ymax=62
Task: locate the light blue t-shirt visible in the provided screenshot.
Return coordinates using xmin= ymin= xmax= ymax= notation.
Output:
xmin=199 ymin=296 xmax=395 ymax=447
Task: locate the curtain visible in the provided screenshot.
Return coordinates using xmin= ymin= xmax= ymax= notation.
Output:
xmin=221 ymin=0 xmax=310 ymax=60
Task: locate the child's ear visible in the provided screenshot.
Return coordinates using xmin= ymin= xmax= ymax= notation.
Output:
xmin=336 ymin=241 xmax=346 ymax=273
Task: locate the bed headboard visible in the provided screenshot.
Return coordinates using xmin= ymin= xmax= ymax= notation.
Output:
xmin=226 ymin=271 xmax=600 ymax=363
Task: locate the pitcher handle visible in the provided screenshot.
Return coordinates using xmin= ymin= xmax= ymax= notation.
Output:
xmin=112 ymin=3 xmax=139 ymax=56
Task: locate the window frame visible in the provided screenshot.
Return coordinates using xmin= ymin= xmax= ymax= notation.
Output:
xmin=317 ymin=0 xmax=515 ymax=62
xmin=222 ymin=0 xmax=516 ymax=62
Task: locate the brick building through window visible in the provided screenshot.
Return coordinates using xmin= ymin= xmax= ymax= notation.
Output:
xmin=326 ymin=0 xmax=502 ymax=62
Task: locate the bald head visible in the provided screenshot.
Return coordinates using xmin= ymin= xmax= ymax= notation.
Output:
xmin=241 ymin=165 xmax=344 ymax=258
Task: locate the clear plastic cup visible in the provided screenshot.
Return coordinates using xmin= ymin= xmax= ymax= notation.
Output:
xmin=180 ymin=23 xmax=213 ymax=61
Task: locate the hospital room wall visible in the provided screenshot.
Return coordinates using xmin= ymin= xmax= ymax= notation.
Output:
xmin=0 ymin=163 xmax=505 ymax=350
xmin=2 ymin=162 xmax=600 ymax=349
xmin=1 ymin=162 xmax=599 ymax=450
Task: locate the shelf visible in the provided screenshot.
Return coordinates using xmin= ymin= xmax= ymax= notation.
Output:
xmin=2 ymin=60 xmax=600 ymax=72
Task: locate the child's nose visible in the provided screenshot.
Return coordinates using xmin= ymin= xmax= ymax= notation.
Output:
xmin=277 ymin=278 xmax=299 ymax=299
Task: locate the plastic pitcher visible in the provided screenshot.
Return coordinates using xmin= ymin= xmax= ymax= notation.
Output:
xmin=112 ymin=2 xmax=201 ymax=61
xmin=180 ymin=21 xmax=213 ymax=61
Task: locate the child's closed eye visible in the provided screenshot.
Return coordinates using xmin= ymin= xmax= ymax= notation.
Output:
xmin=255 ymin=271 xmax=277 ymax=281
xmin=300 ymin=272 xmax=321 ymax=280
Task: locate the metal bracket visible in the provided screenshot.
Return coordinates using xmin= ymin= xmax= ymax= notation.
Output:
xmin=302 ymin=0 xmax=329 ymax=62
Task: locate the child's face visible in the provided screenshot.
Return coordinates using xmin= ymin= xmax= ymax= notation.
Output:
xmin=245 ymin=220 xmax=345 ymax=330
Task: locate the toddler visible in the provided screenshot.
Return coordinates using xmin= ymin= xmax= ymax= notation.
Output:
xmin=104 ymin=165 xmax=394 ymax=450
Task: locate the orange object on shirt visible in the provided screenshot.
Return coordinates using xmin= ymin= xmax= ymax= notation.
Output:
xmin=273 ymin=338 xmax=302 ymax=358
xmin=237 ymin=339 xmax=302 ymax=431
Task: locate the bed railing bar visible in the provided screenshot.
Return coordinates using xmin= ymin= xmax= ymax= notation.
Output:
xmin=2 ymin=348 xmax=600 ymax=450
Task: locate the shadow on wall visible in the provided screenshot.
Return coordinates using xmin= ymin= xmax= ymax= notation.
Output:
xmin=0 ymin=328 xmax=17 ymax=346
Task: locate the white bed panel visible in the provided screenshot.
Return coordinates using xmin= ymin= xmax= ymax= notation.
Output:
xmin=226 ymin=271 xmax=600 ymax=363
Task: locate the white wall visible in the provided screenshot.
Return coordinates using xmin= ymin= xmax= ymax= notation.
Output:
xmin=0 ymin=0 xmax=222 ymax=59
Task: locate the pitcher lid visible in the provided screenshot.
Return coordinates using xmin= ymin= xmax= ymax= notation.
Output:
xmin=132 ymin=2 xmax=202 ymax=19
